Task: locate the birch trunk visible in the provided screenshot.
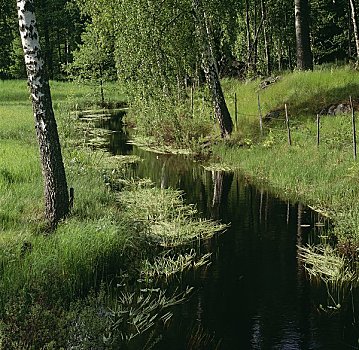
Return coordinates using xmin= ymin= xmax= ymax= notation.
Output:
xmin=349 ymin=0 xmax=359 ymax=60
xmin=261 ymin=0 xmax=271 ymax=75
xmin=17 ymin=0 xmax=69 ymax=228
xmin=245 ymin=0 xmax=252 ymax=69
xmin=193 ymin=0 xmax=233 ymax=138
xmin=294 ymin=0 xmax=313 ymax=70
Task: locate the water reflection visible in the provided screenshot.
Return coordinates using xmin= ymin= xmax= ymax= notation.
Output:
xmin=102 ymin=123 xmax=357 ymax=349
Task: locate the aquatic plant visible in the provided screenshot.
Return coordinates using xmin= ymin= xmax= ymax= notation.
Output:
xmin=140 ymin=250 xmax=212 ymax=282
xmin=299 ymin=245 xmax=357 ymax=310
xmin=117 ymin=186 xmax=227 ymax=247
xmin=105 ymin=287 xmax=193 ymax=346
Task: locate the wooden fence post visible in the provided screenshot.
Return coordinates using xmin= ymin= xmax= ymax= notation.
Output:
xmin=285 ymin=103 xmax=292 ymax=146
xmin=257 ymin=93 xmax=263 ymax=135
xmin=234 ymin=92 xmax=238 ymax=130
xmin=316 ymin=114 xmax=320 ymax=147
xmin=350 ymin=96 xmax=357 ymax=160
xmin=191 ymin=85 xmax=194 ymax=118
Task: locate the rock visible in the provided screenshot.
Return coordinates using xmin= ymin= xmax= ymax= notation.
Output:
xmin=334 ymin=103 xmax=351 ymax=115
xmin=321 ymin=103 xmax=352 ymax=116
xmin=259 ymin=76 xmax=281 ymax=90
xmin=327 ymin=105 xmax=337 ymax=115
xmin=218 ymin=56 xmax=246 ymax=78
xmin=263 ymin=109 xmax=282 ymax=121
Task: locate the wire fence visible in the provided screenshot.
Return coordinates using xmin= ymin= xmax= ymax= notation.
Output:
xmin=232 ymin=92 xmax=358 ymax=160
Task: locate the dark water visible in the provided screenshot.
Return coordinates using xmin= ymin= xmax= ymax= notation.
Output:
xmin=96 ymin=116 xmax=358 ymax=349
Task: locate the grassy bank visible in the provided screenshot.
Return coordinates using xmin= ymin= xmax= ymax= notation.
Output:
xmin=0 ymin=80 xmax=223 ymax=349
xmin=122 ymin=66 xmax=359 ymax=280
xmin=212 ymin=66 xmax=359 ymax=282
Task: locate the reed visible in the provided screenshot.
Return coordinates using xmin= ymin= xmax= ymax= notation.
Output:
xmin=141 ymin=250 xmax=212 ymax=282
xmin=117 ymin=186 xmax=227 ymax=247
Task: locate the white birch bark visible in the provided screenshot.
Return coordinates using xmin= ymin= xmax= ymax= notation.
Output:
xmin=17 ymin=0 xmax=69 ymax=228
xmin=349 ymin=0 xmax=359 ymax=60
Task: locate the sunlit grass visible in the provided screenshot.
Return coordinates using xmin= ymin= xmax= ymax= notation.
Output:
xmin=0 ymin=78 xmax=225 ymax=348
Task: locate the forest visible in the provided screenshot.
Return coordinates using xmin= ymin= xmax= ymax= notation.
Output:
xmin=2 ymin=0 xmax=359 ymax=140
xmin=2 ymin=0 xmax=358 ymax=79
xmin=1 ymin=0 xmax=359 ymax=348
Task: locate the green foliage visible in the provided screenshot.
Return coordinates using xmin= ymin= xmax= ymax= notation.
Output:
xmin=74 ymin=0 xmax=238 ymax=144
xmin=0 ymin=0 xmax=17 ymax=79
xmin=67 ymin=23 xmax=117 ymax=104
xmin=127 ymin=91 xmax=214 ymax=149
xmin=34 ymin=0 xmax=85 ymax=79
xmin=1 ymin=292 xmax=68 ymax=350
xmin=311 ymin=0 xmax=350 ymax=64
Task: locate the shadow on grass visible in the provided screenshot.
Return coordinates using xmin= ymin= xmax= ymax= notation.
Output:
xmin=269 ymin=83 xmax=359 ymax=118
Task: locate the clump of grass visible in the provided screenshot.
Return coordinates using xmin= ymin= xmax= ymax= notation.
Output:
xmin=299 ymin=245 xmax=356 ymax=284
xmin=117 ymin=186 xmax=227 ymax=247
xmin=127 ymin=89 xmax=215 ymax=151
xmin=141 ymin=250 xmax=212 ymax=282
xmin=299 ymin=245 xmax=357 ymax=311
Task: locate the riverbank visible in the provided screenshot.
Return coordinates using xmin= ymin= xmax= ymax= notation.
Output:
xmin=0 ymin=80 xmax=223 ymax=348
xmin=213 ymin=66 xmax=359 ymax=280
xmin=124 ymin=65 xmax=359 ymax=282
xmin=2 ymin=66 xmax=359 ymax=346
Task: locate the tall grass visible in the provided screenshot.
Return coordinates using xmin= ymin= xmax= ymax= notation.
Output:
xmin=0 ymin=79 xmax=224 ymax=348
xmin=126 ymin=86 xmax=218 ymax=151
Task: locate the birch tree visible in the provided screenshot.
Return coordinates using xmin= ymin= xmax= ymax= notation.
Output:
xmin=193 ymin=0 xmax=233 ymax=137
xmin=349 ymin=0 xmax=359 ymax=60
xmin=17 ymin=0 xmax=69 ymax=228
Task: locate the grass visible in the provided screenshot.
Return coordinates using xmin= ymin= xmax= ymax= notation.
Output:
xmin=3 ymin=65 xmax=359 ymax=346
xmin=0 ymin=79 xmax=224 ymax=348
xmin=212 ymin=65 xmax=359 ymax=293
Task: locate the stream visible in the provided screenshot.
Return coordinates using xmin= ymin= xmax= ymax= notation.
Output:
xmin=91 ymin=113 xmax=358 ymax=349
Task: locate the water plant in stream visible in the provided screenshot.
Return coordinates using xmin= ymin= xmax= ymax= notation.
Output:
xmin=104 ymin=287 xmax=193 ymax=346
xmin=140 ymin=250 xmax=212 ymax=283
xmin=299 ymin=245 xmax=358 ymax=311
xmin=117 ymin=186 xmax=227 ymax=247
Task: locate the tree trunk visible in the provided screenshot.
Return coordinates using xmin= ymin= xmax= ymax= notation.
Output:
xmin=261 ymin=0 xmax=271 ymax=75
xmin=253 ymin=0 xmax=258 ymax=72
xmin=245 ymin=0 xmax=252 ymax=72
xmin=349 ymin=0 xmax=359 ymax=59
xmin=17 ymin=0 xmax=69 ymax=228
xmin=294 ymin=0 xmax=313 ymax=70
xmin=193 ymin=0 xmax=233 ymax=138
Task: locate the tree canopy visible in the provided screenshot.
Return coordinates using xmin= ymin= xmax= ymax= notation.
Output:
xmin=2 ymin=0 xmax=359 ymax=138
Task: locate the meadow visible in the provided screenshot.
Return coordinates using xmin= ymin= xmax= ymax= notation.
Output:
xmin=2 ymin=66 xmax=359 ymax=347
xmin=0 ymin=80 xmax=222 ymax=349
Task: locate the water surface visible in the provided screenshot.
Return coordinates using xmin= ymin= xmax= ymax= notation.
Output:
xmin=97 ymin=116 xmax=358 ymax=349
